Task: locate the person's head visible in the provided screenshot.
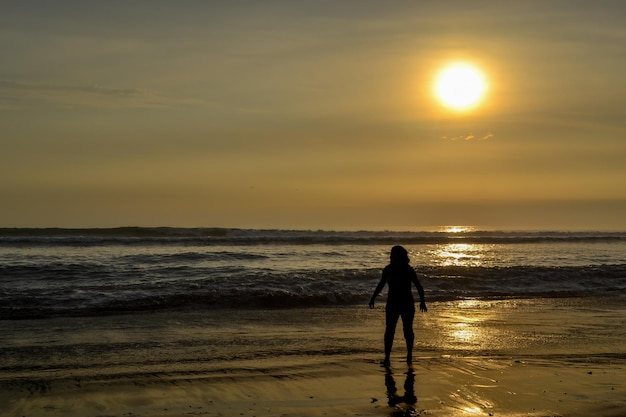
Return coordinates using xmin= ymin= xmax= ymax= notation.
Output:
xmin=390 ymin=245 xmax=410 ymax=265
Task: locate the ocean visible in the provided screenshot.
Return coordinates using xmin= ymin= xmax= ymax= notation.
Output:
xmin=1 ymin=227 xmax=625 ymax=319
xmin=2 ymin=227 xmax=626 ymax=416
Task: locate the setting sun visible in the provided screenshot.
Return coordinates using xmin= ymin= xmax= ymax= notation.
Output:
xmin=434 ymin=63 xmax=487 ymax=111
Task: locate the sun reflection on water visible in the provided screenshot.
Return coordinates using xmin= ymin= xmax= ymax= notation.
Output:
xmin=440 ymin=225 xmax=475 ymax=233
xmin=433 ymin=243 xmax=484 ymax=267
xmin=452 ymin=323 xmax=476 ymax=343
xmin=439 ymin=299 xmax=500 ymax=351
xmin=462 ymin=406 xmax=486 ymax=415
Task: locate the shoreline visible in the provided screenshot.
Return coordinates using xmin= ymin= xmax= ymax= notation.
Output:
xmin=1 ymin=298 xmax=624 ymax=416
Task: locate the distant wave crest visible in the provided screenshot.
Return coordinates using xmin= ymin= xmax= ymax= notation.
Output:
xmin=1 ymin=227 xmax=625 ymax=247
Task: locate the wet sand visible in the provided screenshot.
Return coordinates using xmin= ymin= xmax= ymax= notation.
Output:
xmin=1 ymin=298 xmax=625 ymax=416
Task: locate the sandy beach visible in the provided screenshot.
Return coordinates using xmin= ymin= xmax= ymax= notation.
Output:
xmin=1 ymin=298 xmax=625 ymax=417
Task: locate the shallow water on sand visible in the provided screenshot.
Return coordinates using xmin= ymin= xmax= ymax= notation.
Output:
xmin=1 ymin=297 xmax=623 ymax=382
xmin=1 ymin=297 xmax=625 ymax=417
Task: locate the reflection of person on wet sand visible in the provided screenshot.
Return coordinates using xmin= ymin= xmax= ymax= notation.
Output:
xmin=385 ymin=368 xmax=417 ymax=407
xmin=369 ymin=245 xmax=427 ymax=366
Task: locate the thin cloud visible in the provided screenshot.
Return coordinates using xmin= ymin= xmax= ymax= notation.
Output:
xmin=440 ymin=133 xmax=494 ymax=141
xmin=0 ymin=81 xmax=142 ymax=96
xmin=0 ymin=80 xmax=206 ymax=110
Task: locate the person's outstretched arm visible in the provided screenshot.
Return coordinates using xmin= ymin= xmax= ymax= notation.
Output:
xmin=411 ymin=271 xmax=427 ymax=312
xmin=369 ymin=274 xmax=387 ymax=309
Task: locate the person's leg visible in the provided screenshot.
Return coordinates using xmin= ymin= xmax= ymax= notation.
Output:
xmin=400 ymin=308 xmax=415 ymax=363
xmin=384 ymin=308 xmax=400 ymax=365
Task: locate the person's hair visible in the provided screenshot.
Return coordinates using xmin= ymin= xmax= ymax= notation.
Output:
xmin=390 ymin=245 xmax=410 ymax=265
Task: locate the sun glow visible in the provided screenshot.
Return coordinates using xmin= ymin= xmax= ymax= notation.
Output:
xmin=442 ymin=225 xmax=475 ymax=234
xmin=434 ymin=63 xmax=487 ymax=111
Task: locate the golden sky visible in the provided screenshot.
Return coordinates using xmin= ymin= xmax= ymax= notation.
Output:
xmin=1 ymin=1 xmax=625 ymax=230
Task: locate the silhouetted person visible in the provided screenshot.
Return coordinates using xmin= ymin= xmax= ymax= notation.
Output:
xmin=369 ymin=245 xmax=427 ymax=366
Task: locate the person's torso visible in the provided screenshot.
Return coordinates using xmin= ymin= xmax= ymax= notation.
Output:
xmin=384 ymin=264 xmax=415 ymax=305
